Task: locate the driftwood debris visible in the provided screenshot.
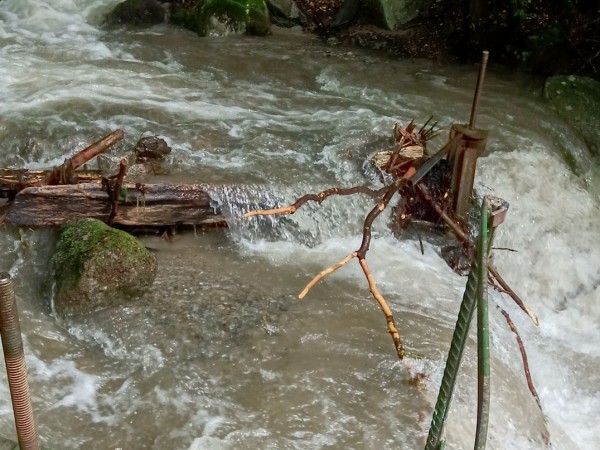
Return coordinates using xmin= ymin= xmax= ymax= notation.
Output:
xmin=0 ymin=130 xmax=225 ymax=230
xmin=5 ymin=182 xmax=225 ymax=228
xmin=244 ymin=53 xmax=547 ymax=426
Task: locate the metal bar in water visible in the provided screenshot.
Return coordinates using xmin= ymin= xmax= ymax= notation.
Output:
xmin=469 ymin=51 xmax=490 ymax=129
xmin=475 ymin=199 xmax=492 ymax=449
xmin=0 ymin=273 xmax=39 ymax=450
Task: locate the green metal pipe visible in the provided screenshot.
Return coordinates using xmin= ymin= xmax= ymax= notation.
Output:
xmin=425 ymin=241 xmax=481 ymax=450
xmin=0 ymin=273 xmax=39 ymax=450
xmin=474 ymin=199 xmax=492 ymax=449
xmin=426 ymin=196 xmax=504 ymax=450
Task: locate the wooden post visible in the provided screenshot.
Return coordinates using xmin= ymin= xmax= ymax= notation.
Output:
xmin=448 ymin=125 xmax=488 ymax=219
xmin=448 ymin=51 xmax=490 ymax=220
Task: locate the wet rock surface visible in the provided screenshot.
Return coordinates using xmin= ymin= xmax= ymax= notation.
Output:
xmin=52 ymin=219 xmax=157 ymax=318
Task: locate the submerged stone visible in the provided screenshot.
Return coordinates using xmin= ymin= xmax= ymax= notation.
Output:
xmin=106 ymin=0 xmax=167 ymax=26
xmin=545 ymin=75 xmax=600 ymax=159
xmin=361 ymin=0 xmax=431 ymax=30
xmin=52 ymin=219 xmax=157 ymax=317
xmin=175 ymin=0 xmax=271 ymax=36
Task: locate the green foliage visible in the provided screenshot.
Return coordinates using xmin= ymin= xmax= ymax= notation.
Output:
xmin=511 ymin=0 xmax=529 ymax=19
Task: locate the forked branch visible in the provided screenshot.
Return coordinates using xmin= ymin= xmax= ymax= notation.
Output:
xmin=244 ymin=186 xmax=386 ymax=218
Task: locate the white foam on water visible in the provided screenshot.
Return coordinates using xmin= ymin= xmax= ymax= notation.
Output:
xmin=477 ymin=144 xmax=600 ymax=449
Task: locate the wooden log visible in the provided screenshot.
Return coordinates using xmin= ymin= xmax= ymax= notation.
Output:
xmin=0 ymin=170 xmax=104 ymax=198
xmin=5 ymin=183 xmax=226 ymax=228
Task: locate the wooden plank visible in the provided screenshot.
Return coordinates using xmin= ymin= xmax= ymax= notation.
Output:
xmin=5 ymin=183 xmax=226 ymax=228
xmin=0 ymin=169 xmax=104 ymax=197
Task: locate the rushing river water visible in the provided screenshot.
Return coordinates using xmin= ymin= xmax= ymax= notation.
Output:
xmin=1 ymin=1 xmax=599 ymax=449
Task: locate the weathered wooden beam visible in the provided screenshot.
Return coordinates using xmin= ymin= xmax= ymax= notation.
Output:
xmin=4 ymin=183 xmax=226 ymax=228
xmin=0 ymin=170 xmax=104 ymax=198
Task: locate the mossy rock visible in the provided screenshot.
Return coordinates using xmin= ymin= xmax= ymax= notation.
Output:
xmin=545 ymin=75 xmax=600 ymax=159
xmin=105 ymin=0 xmax=167 ymax=26
xmin=52 ymin=219 xmax=157 ymax=318
xmin=174 ymin=0 xmax=271 ymax=36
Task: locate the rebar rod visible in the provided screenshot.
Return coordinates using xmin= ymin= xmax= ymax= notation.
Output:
xmin=426 ymin=196 xmax=503 ymax=450
xmin=424 ymin=242 xmax=481 ymax=450
xmin=0 ymin=273 xmax=39 ymax=450
xmin=475 ymin=199 xmax=492 ymax=449
xmin=469 ymin=51 xmax=489 ymax=129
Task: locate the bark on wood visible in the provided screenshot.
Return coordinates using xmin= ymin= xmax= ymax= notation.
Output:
xmin=0 ymin=170 xmax=103 ymax=198
xmin=5 ymin=183 xmax=226 ymax=228
xmin=45 ymin=130 xmax=124 ymax=185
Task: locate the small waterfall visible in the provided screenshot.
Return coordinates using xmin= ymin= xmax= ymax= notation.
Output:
xmin=209 ymin=182 xmax=384 ymax=247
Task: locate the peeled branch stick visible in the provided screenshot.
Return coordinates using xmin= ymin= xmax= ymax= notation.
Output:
xmin=489 ymin=265 xmax=539 ymax=326
xmin=46 ymin=129 xmax=125 ymax=185
xmin=299 ymin=252 xmax=357 ymax=299
xmin=244 ymin=185 xmax=386 ymax=218
xmin=351 ymin=168 xmax=415 ymax=360
xmin=359 ymin=258 xmax=406 ymax=360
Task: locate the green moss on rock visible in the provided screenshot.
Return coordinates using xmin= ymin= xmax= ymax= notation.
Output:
xmin=52 ymin=219 xmax=157 ymax=317
xmin=173 ymin=0 xmax=270 ymax=36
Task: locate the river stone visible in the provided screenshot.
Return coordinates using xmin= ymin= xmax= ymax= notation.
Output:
xmin=181 ymin=0 xmax=271 ymax=36
xmin=52 ymin=219 xmax=157 ymax=318
xmin=361 ymin=0 xmax=431 ymax=30
xmin=545 ymin=75 xmax=600 ymax=158
xmin=106 ymin=0 xmax=167 ymax=26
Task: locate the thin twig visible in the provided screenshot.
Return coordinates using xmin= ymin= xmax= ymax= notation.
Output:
xmin=489 ymin=265 xmax=539 ymax=326
xmin=497 ymin=307 xmax=546 ymax=418
xmin=299 ymin=252 xmax=357 ymax=299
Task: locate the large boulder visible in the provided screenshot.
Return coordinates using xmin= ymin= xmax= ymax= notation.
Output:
xmin=173 ymin=0 xmax=271 ymax=36
xmin=105 ymin=0 xmax=167 ymax=26
xmin=361 ymin=0 xmax=432 ymax=30
xmin=545 ymin=75 xmax=600 ymax=158
xmin=52 ymin=219 xmax=157 ymax=317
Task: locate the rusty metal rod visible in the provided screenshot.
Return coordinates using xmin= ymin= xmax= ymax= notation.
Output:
xmin=0 ymin=273 xmax=39 ymax=450
xmin=469 ymin=51 xmax=489 ymax=129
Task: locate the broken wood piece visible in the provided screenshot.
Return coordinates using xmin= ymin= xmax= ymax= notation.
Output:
xmin=5 ymin=183 xmax=226 ymax=228
xmin=45 ymin=129 xmax=125 ymax=185
xmin=107 ymin=158 xmax=129 ymax=226
xmin=0 ymin=170 xmax=104 ymax=198
xmin=489 ymin=264 xmax=539 ymax=326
